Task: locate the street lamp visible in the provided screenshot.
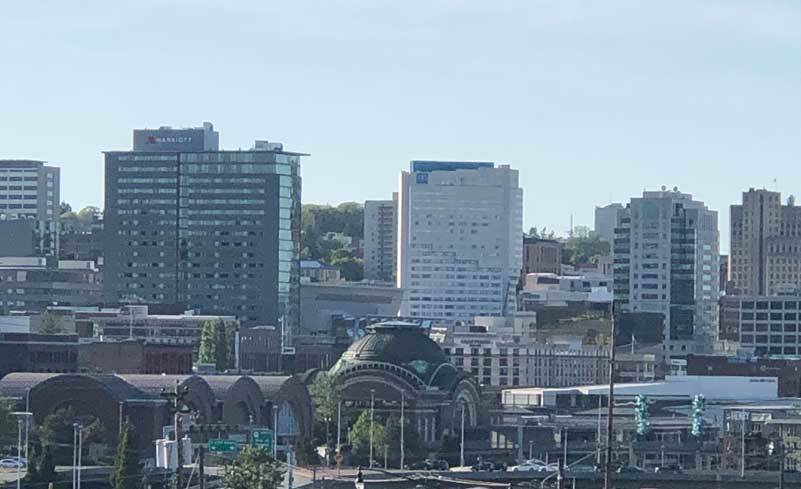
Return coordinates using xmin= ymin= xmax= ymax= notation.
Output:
xmin=273 ymin=404 xmax=279 ymax=459
xmin=24 ymin=389 xmax=30 ymax=462
xmin=369 ymin=389 xmax=375 ymax=469
xmin=11 ymin=412 xmax=31 ymax=489
xmin=72 ymin=422 xmax=83 ymax=489
xmin=400 ymin=390 xmax=405 ymax=470
xmin=460 ymin=400 xmax=466 ymax=468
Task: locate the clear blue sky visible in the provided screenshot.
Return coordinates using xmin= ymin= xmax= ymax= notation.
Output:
xmin=2 ymin=1 xmax=799 ymax=252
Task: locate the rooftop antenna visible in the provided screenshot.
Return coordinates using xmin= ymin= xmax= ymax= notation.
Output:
xmin=773 ymin=178 xmax=778 ymax=192
xmin=569 ymin=213 xmax=574 ymax=239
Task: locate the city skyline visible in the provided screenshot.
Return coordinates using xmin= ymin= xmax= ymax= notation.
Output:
xmin=2 ymin=1 xmax=799 ymax=253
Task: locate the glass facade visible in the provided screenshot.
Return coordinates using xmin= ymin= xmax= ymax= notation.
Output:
xmin=105 ymin=147 xmax=303 ymax=332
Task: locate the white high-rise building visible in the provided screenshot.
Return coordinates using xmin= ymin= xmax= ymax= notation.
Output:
xmin=594 ymin=203 xmax=624 ymax=244
xmin=397 ymin=161 xmax=523 ymax=322
xmin=363 ymin=195 xmax=397 ymax=283
xmin=0 ymin=160 xmax=61 ymax=257
xmin=613 ymin=188 xmax=719 ymax=355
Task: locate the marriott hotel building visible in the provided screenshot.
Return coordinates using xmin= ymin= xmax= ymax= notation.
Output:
xmin=104 ymin=122 xmax=304 ymax=340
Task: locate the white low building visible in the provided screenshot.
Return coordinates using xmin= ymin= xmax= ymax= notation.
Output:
xmin=502 ymin=375 xmax=778 ymax=408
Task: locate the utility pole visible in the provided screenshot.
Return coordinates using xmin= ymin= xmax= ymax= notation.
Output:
xmin=604 ymin=303 xmax=617 ymax=489
xmin=161 ymin=382 xmax=190 ymax=489
xmin=198 ymin=445 xmax=206 ymax=489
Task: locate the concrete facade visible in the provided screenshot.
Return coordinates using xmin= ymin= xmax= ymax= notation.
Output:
xmin=363 ymin=196 xmax=397 ymax=282
xmin=0 ymin=160 xmax=60 ymax=256
xmin=594 ymin=203 xmax=623 ymax=244
xmin=397 ymin=161 xmax=523 ymax=322
xmin=730 ymin=188 xmax=801 ymax=295
xmin=0 ymin=257 xmax=102 ymax=314
xmin=719 ymin=294 xmax=801 ymax=358
xmin=614 ymin=189 xmax=719 ymax=355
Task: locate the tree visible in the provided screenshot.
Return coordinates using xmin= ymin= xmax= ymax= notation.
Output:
xmin=24 ymin=443 xmax=40 ymax=484
xmin=329 ymin=249 xmax=364 ymax=282
xmin=111 ymin=423 xmax=141 ymax=489
xmin=39 ymin=312 xmax=65 ymax=334
xmin=59 ymin=202 xmax=72 ymax=215
xmin=384 ymin=415 xmax=421 ymax=466
xmin=198 ymin=319 xmax=230 ymax=371
xmin=309 ymin=373 xmax=342 ymax=447
xmin=38 ymin=407 xmax=78 ymax=464
xmin=348 ymin=410 xmax=385 ymax=464
xmin=562 ymin=235 xmax=610 ymax=266
xmin=222 ymin=446 xmax=284 ymax=489
xmin=0 ymin=398 xmax=17 ymax=447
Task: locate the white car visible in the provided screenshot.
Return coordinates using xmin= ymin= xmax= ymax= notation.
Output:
xmin=0 ymin=459 xmax=24 ymax=468
xmin=510 ymin=461 xmax=549 ymax=472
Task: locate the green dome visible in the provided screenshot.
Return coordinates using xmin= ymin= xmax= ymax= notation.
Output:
xmin=331 ymin=321 xmax=458 ymax=389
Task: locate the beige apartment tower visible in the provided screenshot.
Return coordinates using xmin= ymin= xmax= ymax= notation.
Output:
xmin=730 ymin=188 xmax=801 ymax=295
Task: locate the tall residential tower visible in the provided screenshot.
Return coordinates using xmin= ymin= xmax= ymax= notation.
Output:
xmin=397 ymin=161 xmax=523 ymax=322
xmin=0 ymin=160 xmax=60 ymax=257
xmin=363 ymin=195 xmax=397 ymax=283
xmin=613 ymin=188 xmax=719 ymax=354
xmin=730 ymin=188 xmax=801 ymax=295
xmin=104 ymin=123 xmax=304 ymax=339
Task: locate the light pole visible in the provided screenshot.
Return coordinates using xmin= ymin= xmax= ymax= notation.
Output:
xmin=460 ymin=401 xmax=466 ymax=468
xmin=273 ymin=404 xmax=279 ymax=459
xmin=400 ymin=390 xmax=405 ymax=469
xmin=24 ymin=389 xmax=30 ymax=463
xmin=77 ymin=423 xmax=83 ymax=489
xmin=741 ymin=410 xmax=747 ymax=478
xmin=72 ymin=422 xmax=79 ymax=489
xmin=369 ymin=389 xmax=375 ymax=469
xmin=336 ymin=400 xmax=342 ymax=450
xmin=72 ymin=423 xmax=83 ymax=489
xmin=15 ymin=418 xmax=22 ymax=489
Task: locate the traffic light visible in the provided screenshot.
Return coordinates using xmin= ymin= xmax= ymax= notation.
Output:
xmin=691 ymin=394 xmax=705 ymax=437
xmin=634 ymin=394 xmax=650 ymax=436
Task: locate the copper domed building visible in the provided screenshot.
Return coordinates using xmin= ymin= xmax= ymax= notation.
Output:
xmin=330 ymin=321 xmax=481 ymax=446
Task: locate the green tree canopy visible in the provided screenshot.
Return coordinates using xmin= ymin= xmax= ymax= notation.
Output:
xmin=309 ymin=373 xmax=341 ymax=424
xmin=0 ymin=398 xmax=17 ymax=446
xmin=348 ymin=410 xmax=385 ymax=464
xmin=562 ymin=235 xmax=610 ymax=266
xmin=300 ymin=203 xmax=366 ymax=282
xmin=111 ymin=423 xmax=141 ymax=489
xmin=222 ymin=446 xmax=284 ymax=489
xmin=198 ymin=319 xmax=232 ymax=371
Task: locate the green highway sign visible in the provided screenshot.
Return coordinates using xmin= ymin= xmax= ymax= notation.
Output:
xmin=251 ymin=429 xmax=274 ymax=451
xmin=209 ymin=439 xmax=238 ymax=453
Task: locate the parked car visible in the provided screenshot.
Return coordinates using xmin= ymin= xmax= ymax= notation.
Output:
xmin=509 ymin=461 xmax=548 ymax=472
xmin=406 ymin=459 xmax=450 ymax=471
xmin=0 ymin=459 xmax=24 ymax=469
xmin=654 ymin=464 xmax=682 ymax=474
xmin=616 ymin=465 xmax=644 ymax=474
xmin=426 ymin=459 xmax=449 ymax=471
xmin=472 ymin=460 xmax=506 ymax=472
